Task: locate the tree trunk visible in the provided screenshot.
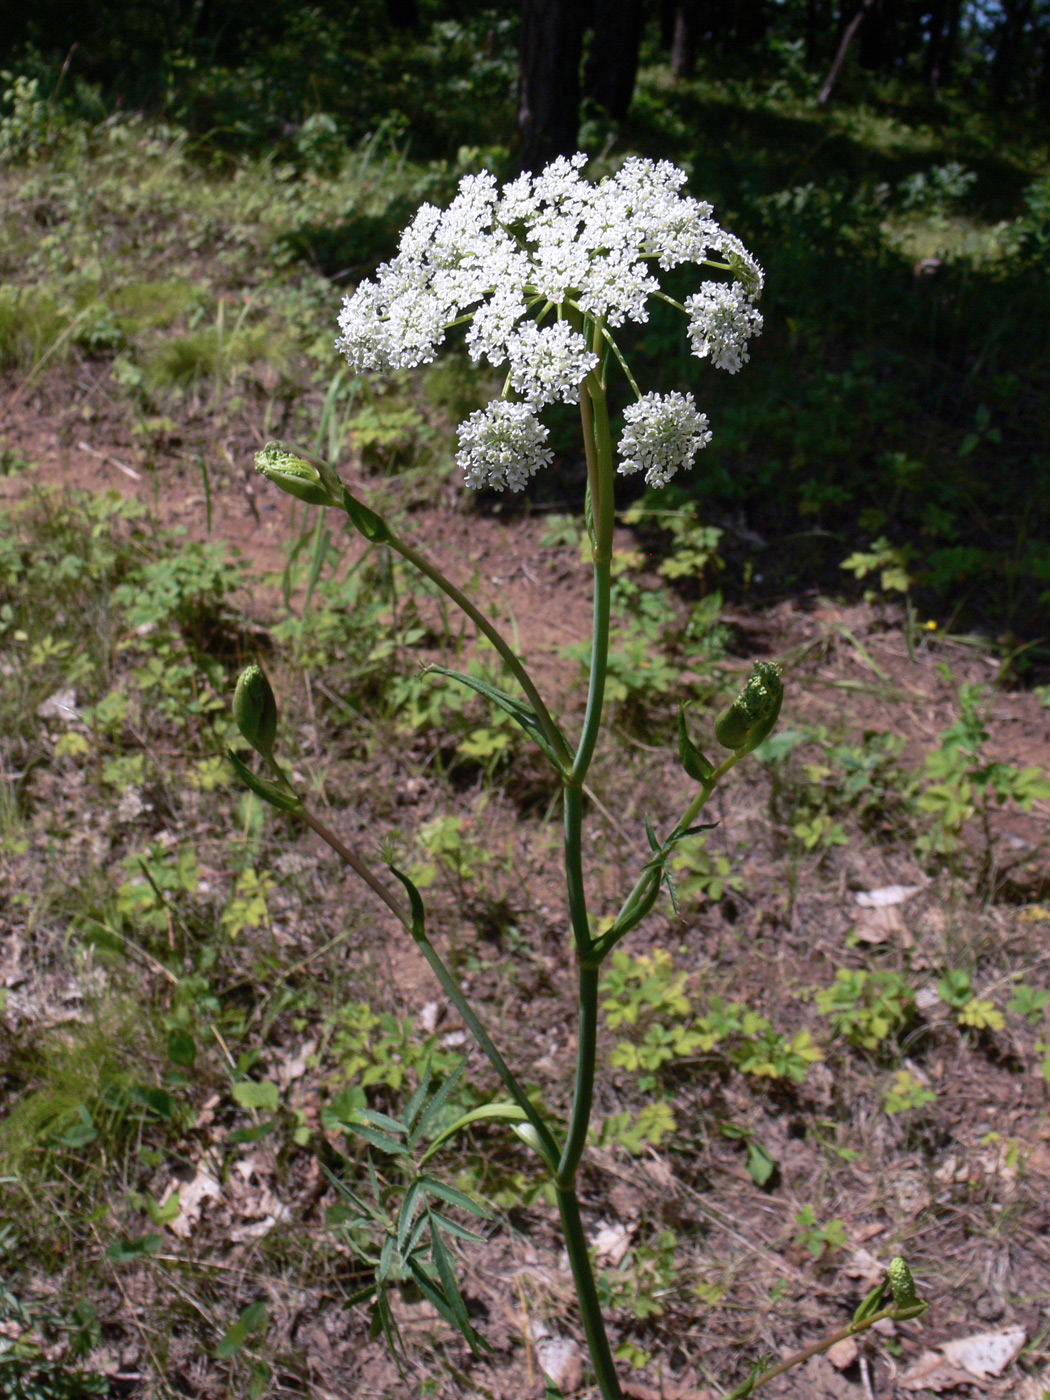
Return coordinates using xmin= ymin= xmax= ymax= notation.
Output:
xmin=991 ymin=0 xmax=1034 ymax=104
xmin=518 ymin=0 xmax=587 ymax=173
xmin=670 ymin=0 xmax=700 ymax=78
xmin=924 ymin=0 xmax=948 ymax=89
xmin=817 ymin=0 xmax=877 ymax=104
xmin=583 ymin=0 xmax=645 ymax=118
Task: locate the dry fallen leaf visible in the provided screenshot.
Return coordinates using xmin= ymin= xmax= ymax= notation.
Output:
xmin=900 ymin=1328 xmax=1026 ymax=1392
xmin=940 ymin=1328 xmax=1026 ymax=1380
xmin=827 ymin=1336 xmax=859 ymax=1370
xmin=167 ymin=1170 xmax=222 ymax=1239
xmin=899 ymin=1349 xmax=979 ymax=1392
xmin=855 ymin=884 xmax=921 ymax=907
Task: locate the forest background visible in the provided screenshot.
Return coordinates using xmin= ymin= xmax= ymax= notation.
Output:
xmin=1 ymin=1 xmax=1050 ymax=1397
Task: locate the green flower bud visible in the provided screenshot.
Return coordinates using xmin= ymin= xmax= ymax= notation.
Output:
xmin=233 ymin=664 xmax=278 ymax=758
xmin=714 ymin=660 xmax=783 ymax=753
xmin=887 ymin=1256 xmax=918 ymax=1311
xmin=255 ymin=443 xmax=337 ymax=507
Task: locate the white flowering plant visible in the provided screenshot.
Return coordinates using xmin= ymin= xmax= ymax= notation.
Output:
xmin=231 ymin=155 xmax=924 ymax=1398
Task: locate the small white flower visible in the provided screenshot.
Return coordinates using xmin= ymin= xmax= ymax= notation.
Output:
xmin=457 ymin=401 xmax=554 ymax=492
xmin=617 ymin=391 xmax=712 ymax=488
xmin=506 ymin=320 xmax=600 ymax=407
xmin=685 ymin=281 xmax=764 ymax=373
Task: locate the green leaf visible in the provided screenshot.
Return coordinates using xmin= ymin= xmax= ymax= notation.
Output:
xmin=341 ymin=486 xmax=391 ymax=544
xmin=411 ymin=1063 xmax=464 ymax=1148
xmin=229 ymin=1121 xmax=277 ymax=1144
xmin=426 ymin=1210 xmax=486 ymax=1245
xmin=746 ymin=1141 xmax=776 ymax=1187
xmin=419 ymin=1175 xmax=490 ymax=1219
xmin=345 ymin=1121 xmax=410 ymax=1156
xmin=678 ymin=705 xmax=715 ymax=782
xmin=426 ymin=665 xmax=565 ymax=768
xmin=226 ymin=749 xmax=303 ymax=815
xmin=396 ymin=1180 xmax=426 ymax=1255
xmin=105 ymin=1233 xmax=162 ymax=1263
xmin=404 ymin=1063 xmax=433 ymax=1133
xmin=419 ymin=1101 xmax=527 ymax=1163
xmin=389 ymin=865 xmax=427 ymax=942
xmin=852 ymin=1280 xmax=888 ymax=1326
xmin=426 ymin=1209 xmax=488 ymax=1352
xmin=232 ymin=1080 xmax=280 ymax=1113
xmin=216 ymin=1301 xmax=267 ymax=1359
xmin=167 ymin=1028 xmax=197 ymax=1070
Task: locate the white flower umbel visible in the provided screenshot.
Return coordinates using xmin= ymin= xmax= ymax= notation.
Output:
xmin=506 ymin=320 xmax=600 ymax=407
xmin=457 ymin=401 xmax=554 ymax=492
xmin=336 ymin=152 xmax=762 ymax=489
xmin=618 ymin=391 xmax=713 ymax=489
xmin=685 ymin=281 xmax=765 ymax=373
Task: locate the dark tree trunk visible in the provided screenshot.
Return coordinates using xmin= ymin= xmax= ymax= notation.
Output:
xmin=940 ymin=0 xmax=962 ymax=83
xmin=660 ymin=0 xmax=677 ymax=49
xmin=385 ymin=0 xmax=419 ymax=28
xmin=670 ymin=0 xmax=700 ymax=77
xmin=583 ymin=0 xmax=645 ymax=118
xmin=991 ymin=0 xmax=1034 ymax=103
xmin=924 ymin=0 xmax=948 ymax=88
xmin=732 ymin=0 xmax=768 ymax=51
xmin=817 ymin=0 xmax=877 ymax=103
xmin=518 ymin=0 xmax=587 ymax=173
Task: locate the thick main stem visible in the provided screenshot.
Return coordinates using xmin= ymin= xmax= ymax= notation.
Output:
xmin=553 ymin=364 xmax=625 ymax=1400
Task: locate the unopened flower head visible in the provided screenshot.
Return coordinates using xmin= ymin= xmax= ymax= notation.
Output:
xmin=617 ymin=391 xmax=712 ymax=489
xmin=336 ymin=153 xmax=762 ymax=490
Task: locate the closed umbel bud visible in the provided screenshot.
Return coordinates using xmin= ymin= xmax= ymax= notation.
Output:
xmin=233 ymin=664 xmax=278 ymax=758
xmin=255 ymin=443 xmax=337 ymax=507
xmin=714 ymin=660 xmax=783 ymax=753
xmin=887 ymin=1256 xmax=918 ymax=1311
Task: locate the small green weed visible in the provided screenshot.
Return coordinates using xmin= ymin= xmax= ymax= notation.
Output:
xmin=793 ymin=1206 xmax=847 ymax=1261
xmin=813 ymin=968 xmax=916 ymax=1054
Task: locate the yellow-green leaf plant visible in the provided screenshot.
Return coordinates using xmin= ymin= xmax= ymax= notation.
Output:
xmin=231 ymin=154 xmax=923 ymax=1399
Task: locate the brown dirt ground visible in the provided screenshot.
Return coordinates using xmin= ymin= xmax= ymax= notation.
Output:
xmin=3 ymin=365 xmax=1050 ymax=1400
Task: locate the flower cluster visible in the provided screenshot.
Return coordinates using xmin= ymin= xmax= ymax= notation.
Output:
xmin=336 ymin=153 xmax=762 ymax=491
xmin=618 ymin=392 xmax=713 ymax=489
xmin=456 ymin=401 xmax=554 ymax=492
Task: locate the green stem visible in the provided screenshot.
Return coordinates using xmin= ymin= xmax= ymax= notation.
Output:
xmin=557 ymin=962 xmax=600 ymax=1181
xmin=571 ymin=371 xmax=615 ymax=786
xmin=407 ymin=923 xmax=561 ymax=1169
xmin=592 ymin=751 xmax=743 ymax=962
xmin=557 ymin=1186 xmax=625 ymax=1400
xmin=289 ymin=793 xmax=560 ymax=1168
xmin=391 ymin=531 xmax=572 ymax=771
xmin=719 ymin=1304 xmax=908 ymax=1400
xmin=548 ymin=364 xmax=623 ymax=1399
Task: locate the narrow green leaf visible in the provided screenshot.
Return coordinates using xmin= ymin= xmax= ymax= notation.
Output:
xmin=427 ymin=1210 xmax=486 ymax=1245
xmin=678 ymin=705 xmax=715 ymax=782
xmin=851 ymin=1280 xmax=888 ymax=1327
xmin=388 ymin=865 xmax=426 ymax=942
xmin=427 ymin=1211 xmax=482 ymax=1349
xmin=346 ymin=1122 xmax=410 ymax=1156
xmin=354 ymin=1108 xmax=408 ymax=1136
xmin=419 ymin=1175 xmax=490 ymax=1219
xmin=396 ymin=1180 xmax=425 ymax=1256
xmin=404 ymin=1062 xmax=433 ymax=1133
xmin=377 ymin=1233 xmax=396 ymax=1286
xmin=413 ymin=1063 xmax=465 ymax=1146
xmin=419 ymin=1100 xmax=526 ymax=1163
xmin=426 ymin=664 xmax=564 ymax=767
xmin=226 ymin=749 xmax=303 ymax=815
